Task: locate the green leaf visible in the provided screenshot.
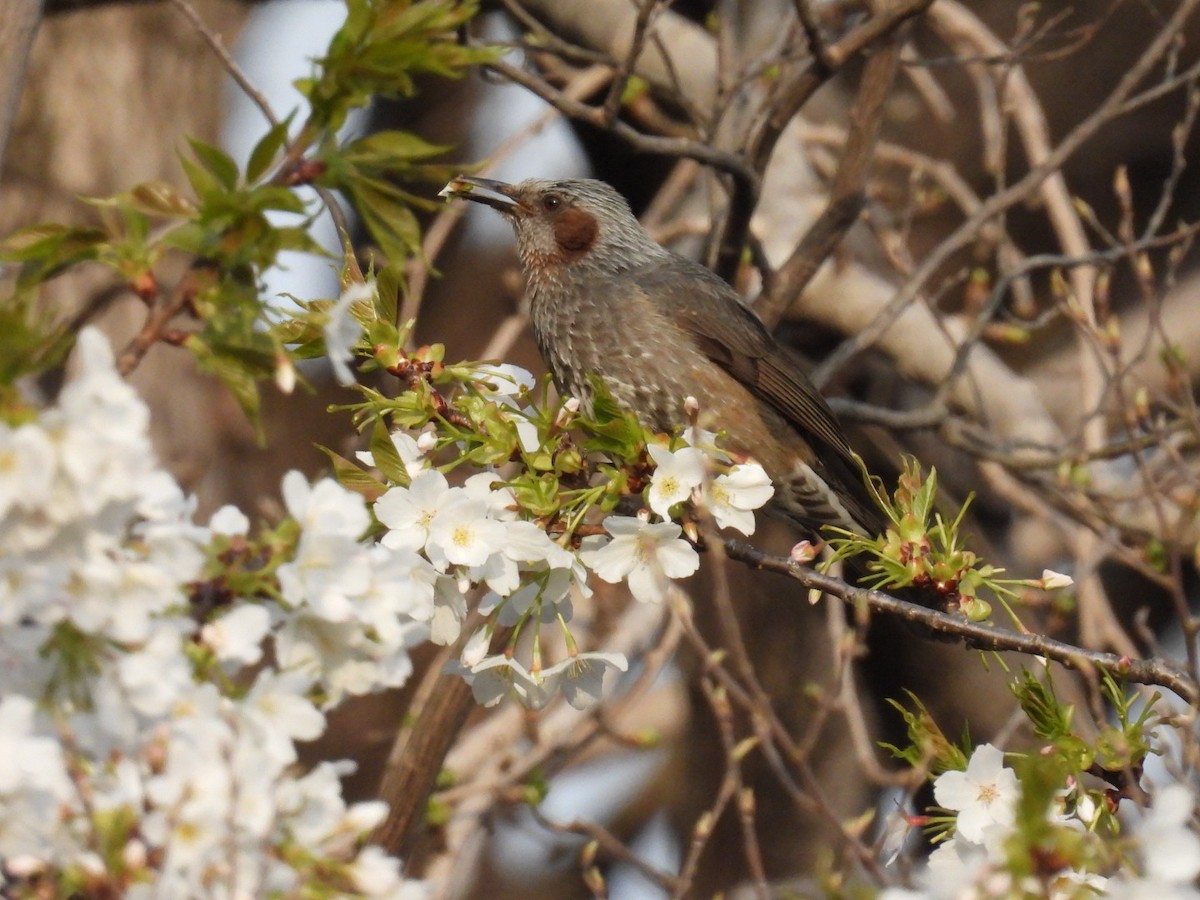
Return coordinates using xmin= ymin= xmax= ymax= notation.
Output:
xmin=272 ymin=314 xmax=327 ymax=355
xmin=0 ymin=224 xmax=107 ymax=287
xmin=0 ymin=290 xmax=75 ymax=384
xmin=369 ymin=418 xmax=411 ymax=485
xmin=275 ymin=226 xmax=331 ymax=257
xmin=375 ymin=264 xmax=403 ymax=324
xmin=180 ymin=154 xmax=222 ymax=202
xmin=342 ymin=130 xmax=448 ymax=168
xmin=243 ymin=184 xmax=308 ymax=216
xmin=246 ymin=118 xmax=293 ymax=183
xmin=188 ymin=138 xmax=241 ymax=191
xmin=509 ymin=473 xmax=562 ymax=518
xmin=185 ymin=334 xmax=264 ymax=438
xmin=348 ymin=177 xmax=422 ymax=262
xmin=880 ymin=691 xmax=967 ymax=774
xmin=1012 ymin=670 xmax=1075 ymax=743
xmin=912 ymin=465 xmax=937 ymax=525
xmin=129 ymin=181 xmax=198 ymax=218
xmin=319 ymin=444 xmax=388 ymax=502
xmin=160 ymin=221 xmax=207 ymax=255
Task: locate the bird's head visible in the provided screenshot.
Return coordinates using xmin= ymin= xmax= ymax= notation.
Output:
xmin=440 ymin=176 xmax=667 ymax=277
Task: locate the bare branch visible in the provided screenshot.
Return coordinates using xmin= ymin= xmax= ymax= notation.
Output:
xmin=0 ymin=0 xmax=43 ymax=172
xmin=722 ymin=539 xmax=1199 ymax=706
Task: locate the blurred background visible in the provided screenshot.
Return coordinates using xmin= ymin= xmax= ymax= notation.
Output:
xmin=3 ymin=0 xmax=1197 ymax=895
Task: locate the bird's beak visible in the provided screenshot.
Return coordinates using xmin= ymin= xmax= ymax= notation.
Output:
xmin=439 ymin=176 xmax=523 ymax=214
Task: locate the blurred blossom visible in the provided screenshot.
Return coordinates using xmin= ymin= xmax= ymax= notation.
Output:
xmin=324 ymin=280 xmax=371 ymax=385
xmin=0 ymin=329 xmax=422 ymax=894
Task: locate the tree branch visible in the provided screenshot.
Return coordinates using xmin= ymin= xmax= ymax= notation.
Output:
xmin=711 ymin=0 xmax=934 ymax=283
xmin=371 ymin=621 xmax=513 ymax=865
xmin=756 ymin=7 xmax=903 ymax=329
xmin=0 ymin=0 xmax=43 ymax=172
xmin=722 ymin=539 xmax=1199 ymax=706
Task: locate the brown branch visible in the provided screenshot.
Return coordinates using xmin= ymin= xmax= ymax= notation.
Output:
xmin=0 ymin=0 xmax=43 ymax=172
xmin=722 ymin=539 xmax=1199 ymax=706
xmin=811 ymin=0 xmax=1200 ymax=387
xmin=116 ymin=267 xmax=204 ymax=376
xmin=599 ymin=0 xmax=657 ymax=125
xmin=756 ymin=18 xmax=902 ymax=329
xmin=168 ymin=0 xmax=277 ymax=129
xmin=532 ymin=809 xmax=683 ymax=895
xmin=711 ymin=0 xmax=934 ymax=282
xmin=371 ymin=621 xmax=513 ymax=864
xmin=673 ymin=678 xmax=755 ymax=900
xmin=43 ymin=0 xmax=267 ymax=12
xmin=480 ymin=53 xmax=760 ymax=195
xmin=666 ymin=587 xmax=894 ymax=882
xmin=791 ymin=0 xmax=836 ymax=74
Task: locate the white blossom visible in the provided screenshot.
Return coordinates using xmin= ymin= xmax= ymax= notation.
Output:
xmin=278 ymin=527 xmax=371 ymax=621
xmin=933 ymin=743 xmax=1019 ymax=847
xmin=705 ymin=462 xmax=775 ymax=535
xmin=356 ymin=430 xmax=431 ymax=479
xmin=472 ymin=362 xmax=535 ymax=397
xmin=463 ymin=471 xmax=518 ymax=519
xmin=429 ymin=575 xmax=469 ymax=645
xmin=457 ymin=654 xmax=551 ymax=709
xmin=375 ymin=468 xmax=454 ymax=552
xmin=1040 ymin=569 xmax=1075 ymax=590
xmin=647 ymin=443 xmax=706 ymax=518
xmin=426 ymin=496 xmax=507 ymax=568
xmin=0 ymin=695 xmax=73 ymax=860
xmin=1138 ymin=783 xmax=1200 ymax=884
xmin=200 ymin=603 xmax=271 ymax=665
xmin=579 ymin=516 xmax=700 ymax=603
xmin=540 ymin=652 xmax=629 ymax=709
xmin=209 ymin=504 xmax=249 ymax=536
xmin=281 ymin=469 xmax=370 ymax=539
xmin=0 ymin=422 xmax=54 ymax=519
xmin=0 ymin=329 xmax=422 ymax=895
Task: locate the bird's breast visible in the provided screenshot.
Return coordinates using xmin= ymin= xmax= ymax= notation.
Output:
xmin=528 ymin=276 xmax=705 ymax=430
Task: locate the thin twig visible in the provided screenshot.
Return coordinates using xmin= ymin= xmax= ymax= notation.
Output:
xmin=116 ymin=268 xmax=202 ymax=376
xmin=757 ymin=19 xmax=902 ymax=329
xmin=168 ymin=0 xmax=278 ymax=129
xmin=480 ymin=53 xmax=760 ymax=198
xmin=723 ymin=539 xmax=1199 ymax=705
xmin=811 ymin=0 xmax=1200 ymax=387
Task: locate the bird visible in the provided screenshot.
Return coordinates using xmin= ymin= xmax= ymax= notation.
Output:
xmin=439 ymin=175 xmax=887 ymax=541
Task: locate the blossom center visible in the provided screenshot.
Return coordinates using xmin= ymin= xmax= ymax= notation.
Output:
xmin=634 ymin=534 xmax=655 ymax=564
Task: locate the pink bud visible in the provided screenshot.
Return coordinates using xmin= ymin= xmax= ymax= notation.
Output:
xmin=790 ymin=541 xmax=817 ymax=564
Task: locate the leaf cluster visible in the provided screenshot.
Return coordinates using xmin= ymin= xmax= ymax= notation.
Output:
xmin=336 ymin=352 xmax=657 ymax=543
xmin=826 ymin=457 xmax=1041 ymax=626
xmin=0 ymin=0 xmax=488 ymax=432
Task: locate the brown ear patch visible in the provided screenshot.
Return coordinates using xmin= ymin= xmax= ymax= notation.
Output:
xmin=553 ymin=208 xmax=599 ymax=257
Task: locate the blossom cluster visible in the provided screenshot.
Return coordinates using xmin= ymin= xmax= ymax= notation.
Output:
xmin=368 ymin=433 xmax=673 ymax=709
xmin=366 ymin=370 xmax=776 ymax=709
xmin=0 ymin=330 xmax=423 ymax=898
xmin=885 ymin=743 xmax=1200 ymax=899
xmin=0 ymin=330 xmax=779 ymax=892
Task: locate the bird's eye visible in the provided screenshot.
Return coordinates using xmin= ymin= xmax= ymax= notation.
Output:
xmin=541 ymin=194 xmax=562 ymax=212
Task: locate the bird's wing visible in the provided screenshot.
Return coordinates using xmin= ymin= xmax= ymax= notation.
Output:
xmin=627 ymin=258 xmax=887 ymax=534
xmin=632 ymin=259 xmax=859 ymax=465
